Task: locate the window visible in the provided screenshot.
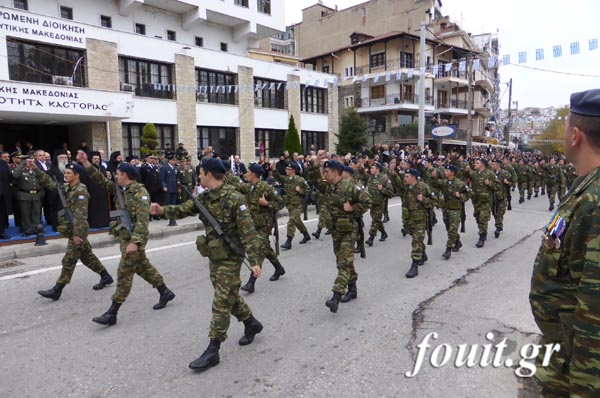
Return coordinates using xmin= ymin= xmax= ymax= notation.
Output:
xmin=135 ymin=23 xmax=146 ymax=35
xmin=195 ymin=36 xmax=203 ymax=47
xmin=13 ymin=0 xmax=28 ymax=10
xmin=301 ymin=131 xmax=327 ymax=154
xmin=195 ymin=68 xmax=237 ymax=105
xmin=370 ymin=85 xmax=385 ymax=99
xmin=234 ymin=0 xmax=248 ymax=7
xmin=118 ymin=56 xmax=173 ymax=99
xmin=301 ymin=85 xmax=327 ymax=113
xmin=197 ymin=127 xmax=237 ymax=159
xmin=60 ymin=6 xmax=73 ymax=20
xmin=344 ymin=66 xmax=354 ymax=77
xmin=220 ymin=42 xmax=228 ymax=52
xmin=7 ymin=38 xmax=86 ymax=86
xmin=401 ymin=84 xmax=413 ymax=102
xmin=322 ymin=65 xmax=330 ymax=73
xmin=255 ymin=129 xmax=285 ymax=158
xmin=254 ymin=78 xmax=285 ymax=109
xmin=100 ymin=15 xmax=112 ymax=28
xmin=343 ymin=96 xmax=355 ymax=109
xmin=400 ymin=52 xmax=414 ymax=68
xmin=257 ymin=0 xmax=271 ymax=15
xmin=167 ymin=30 xmax=176 ymax=41
xmin=370 ymin=52 xmax=385 ymax=68
xmin=123 ymin=124 xmax=175 ymax=158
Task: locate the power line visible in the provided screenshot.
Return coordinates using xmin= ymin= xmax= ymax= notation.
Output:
xmin=504 ymin=63 xmax=600 ymax=78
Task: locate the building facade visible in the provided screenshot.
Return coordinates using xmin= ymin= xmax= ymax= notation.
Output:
xmin=0 ymin=0 xmax=337 ymax=161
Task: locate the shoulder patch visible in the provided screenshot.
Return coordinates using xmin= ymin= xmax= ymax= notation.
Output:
xmin=240 ymin=204 xmax=248 ymax=211
xmin=141 ymin=196 xmax=148 ymax=200
xmin=78 ymin=195 xmax=85 ymax=200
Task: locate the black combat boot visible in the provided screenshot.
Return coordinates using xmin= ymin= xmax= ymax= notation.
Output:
xmin=541 ymin=189 xmax=546 ymax=195
xmin=239 ymin=315 xmax=263 ymax=346
xmin=401 ymin=227 xmax=410 ymax=236
xmin=452 ymin=240 xmax=463 ymax=252
xmin=280 ymin=236 xmax=292 ymax=250
xmin=383 ymin=214 xmax=390 ymax=223
xmin=189 ymin=339 xmax=221 ymax=371
xmin=494 ymin=227 xmax=502 ymax=238
xmin=476 ymin=234 xmax=486 ymax=248
xmin=354 ymin=242 xmax=360 ymax=253
xmin=92 ymin=301 xmax=121 ymax=326
xmin=168 ymin=218 xmax=177 ymax=226
xmin=535 ymin=192 xmax=538 ymax=198
xmin=365 ymin=235 xmax=375 ymax=247
xmin=519 ymin=198 xmax=524 ymax=204
xmin=405 ymin=261 xmax=419 ymax=278
xmin=241 ymin=275 xmax=256 ymax=293
xmin=269 ymin=260 xmax=286 ymax=281
xmin=549 ymin=204 xmax=554 ymax=211
xmin=93 ymin=269 xmax=114 ymax=290
xmin=299 ymin=231 xmax=311 ymax=244
xmin=325 ymin=292 xmax=342 ymax=313
xmin=312 ymin=228 xmax=322 ymax=239
xmin=153 ymin=284 xmax=175 ymax=310
xmin=38 ymin=284 xmax=65 ymax=301
xmin=442 ymin=248 xmax=452 ymax=259
xmin=527 ymin=194 xmax=531 ymax=200
xmin=324 ymin=230 xmax=331 ymax=235
xmin=340 ymin=283 xmax=357 ymax=303
xmin=379 ymin=230 xmax=388 ymax=242
xmin=422 ymin=251 xmax=428 ymax=263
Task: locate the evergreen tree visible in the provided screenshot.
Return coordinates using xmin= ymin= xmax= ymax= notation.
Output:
xmin=140 ymin=123 xmax=159 ymax=156
xmin=336 ymin=108 xmax=368 ymax=155
xmin=284 ymin=115 xmax=303 ymax=155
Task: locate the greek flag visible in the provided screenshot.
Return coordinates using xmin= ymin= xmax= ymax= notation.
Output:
xmin=570 ymin=42 xmax=580 ymax=55
xmin=535 ymin=48 xmax=544 ymax=61
xmin=488 ymin=56 xmax=497 ymax=68
xmin=458 ymin=61 xmax=466 ymax=71
xmin=385 ymin=71 xmax=391 ymax=81
xmin=502 ymin=54 xmax=510 ymax=65
xmin=407 ymin=68 xmax=414 ymax=78
xmin=432 ymin=65 xmax=439 ymax=75
xmin=518 ymin=52 xmax=526 ymax=63
xmin=590 ymin=38 xmax=599 ymax=51
xmin=553 ymin=45 xmax=562 ymax=57
xmin=472 ymin=59 xmax=480 ymax=71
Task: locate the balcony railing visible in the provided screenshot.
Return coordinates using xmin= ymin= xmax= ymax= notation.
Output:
xmin=360 ymin=94 xmax=433 ymax=108
xmin=435 ymin=99 xmax=468 ymax=110
xmin=355 ymin=59 xmax=417 ymax=76
xmin=435 ymin=69 xmax=471 ymax=80
xmin=391 ymin=126 xmax=468 ymax=140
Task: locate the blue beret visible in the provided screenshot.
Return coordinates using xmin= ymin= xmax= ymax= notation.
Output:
xmin=286 ymin=162 xmax=300 ymax=172
xmin=324 ymin=160 xmax=344 ymax=172
xmin=343 ymin=166 xmax=354 ymax=175
xmin=373 ymin=162 xmax=384 ymax=171
xmin=445 ymin=165 xmax=458 ymax=173
xmin=166 ymin=154 xmax=175 ymax=160
xmin=221 ymin=160 xmax=231 ymax=169
xmin=478 ymin=158 xmax=489 ymax=167
xmin=201 ymin=158 xmax=227 ymax=174
xmin=407 ymin=168 xmax=420 ymax=177
xmin=117 ymin=163 xmax=138 ymax=179
xmin=570 ymin=89 xmax=600 ymax=117
xmin=492 ymin=158 xmax=503 ymax=164
xmin=65 ymin=163 xmax=84 ymax=175
xmin=249 ymin=163 xmax=263 ymax=176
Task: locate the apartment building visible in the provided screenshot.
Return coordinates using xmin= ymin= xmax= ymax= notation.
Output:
xmin=0 ymin=0 xmax=337 ymax=161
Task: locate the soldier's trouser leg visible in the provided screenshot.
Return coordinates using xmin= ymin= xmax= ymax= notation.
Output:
xmin=527 ymin=181 xmax=533 ymax=197
xmin=57 ymin=239 xmax=106 ymax=285
xmin=19 ymin=199 xmax=33 ymax=233
xmin=445 ymin=210 xmax=461 ymax=248
xmin=519 ymin=183 xmax=526 ymax=201
xmin=287 ymin=205 xmax=307 ymax=237
xmin=475 ymin=202 xmax=491 ymax=236
xmin=547 ymin=185 xmax=557 ymax=206
xmin=495 ymin=200 xmax=506 ymax=229
xmin=208 ymin=261 xmax=252 ymax=342
xmin=368 ymin=204 xmax=384 ymax=236
xmin=409 ymin=220 xmax=426 ymax=261
xmin=331 ymin=231 xmax=357 ymax=294
xmin=31 ymin=199 xmax=42 ymax=229
xmin=402 ymin=206 xmax=409 ymax=230
xmin=532 ymin=335 xmax=570 ymax=398
xmin=258 ymin=229 xmax=277 ymax=264
xmin=112 ymin=242 xmax=164 ymax=304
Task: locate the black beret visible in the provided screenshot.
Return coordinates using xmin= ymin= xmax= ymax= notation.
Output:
xmin=570 ymin=89 xmax=600 ymax=116
xmin=201 ymin=158 xmax=227 ymax=174
xmin=407 ymin=168 xmax=420 ymax=177
xmin=445 ymin=165 xmax=458 ymax=173
xmin=425 ymin=158 xmax=434 ymax=163
xmin=478 ymin=158 xmax=489 ymax=167
xmin=492 ymin=158 xmax=503 ymax=164
xmin=343 ymin=166 xmax=354 ymax=175
xmin=373 ymin=162 xmax=384 ymax=171
xmin=286 ymin=162 xmax=300 ymax=172
xmin=324 ymin=160 xmax=344 ymax=172
xmin=249 ymin=163 xmax=263 ymax=176
xmin=65 ymin=163 xmax=84 ymax=175
xmin=118 ymin=163 xmax=138 ymax=179
xmin=221 ymin=160 xmax=231 ymax=169
xmin=166 ymin=154 xmax=175 ymax=160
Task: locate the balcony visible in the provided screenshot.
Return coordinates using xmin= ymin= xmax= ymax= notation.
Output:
xmin=391 ymin=125 xmax=469 ymax=141
xmin=120 ymin=82 xmax=174 ymax=100
xmin=434 ymin=98 xmax=469 ymax=115
xmin=357 ymin=94 xmax=434 ymax=114
xmin=434 ymin=69 xmax=470 ymax=87
xmin=355 ymin=59 xmax=417 ymax=76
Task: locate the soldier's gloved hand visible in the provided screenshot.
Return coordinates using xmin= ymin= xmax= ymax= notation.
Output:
xmin=73 ymin=236 xmax=83 ymax=246
xmin=251 ymin=266 xmax=261 ymax=279
xmin=377 ymin=184 xmax=383 ymax=191
xmin=417 ymin=193 xmax=423 ymax=202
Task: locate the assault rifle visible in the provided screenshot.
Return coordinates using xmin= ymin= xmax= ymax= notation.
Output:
xmin=273 ymin=211 xmax=280 ymax=256
xmin=54 ymin=176 xmax=74 ymax=226
xmin=426 ymin=208 xmax=433 ymax=245
xmin=110 ymin=183 xmax=134 ymax=235
xmin=357 ymin=215 xmax=366 ymax=258
xmin=506 ymin=182 xmax=512 ymax=210
xmin=460 ymin=202 xmax=466 ymax=233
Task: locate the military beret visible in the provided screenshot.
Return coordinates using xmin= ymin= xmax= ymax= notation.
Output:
xmin=351 ymin=158 xmax=359 ymax=165
xmin=373 ymin=162 xmax=384 ymax=171
xmin=343 ymin=166 xmax=354 ymax=175
xmin=478 ymin=158 xmax=489 ymax=167
xmin=425 ymin=157 xmax=434 ymax=163
xmin=166 ymin=154 xmax=175 ymax=160
xmin=570 ymin=89 xmax=600 ymax=117
xmin=249 ymin=163 xmax=263 ymax=176
xmin=407 ymin=168 xmax=420 ymax=177
xmin=286 ymin=161 xmax=300 ymax=172
xmin=201 ymin=158 xmax=227 ymax=174
xmin=324 ymin=160 xmax=344 ymax=172
xmin=445 ymin=165 xmax=458 ymax=173
xmin=492 ymin=158 xmax=503 ymax=164
xmin=65 ymin=163 xmax=84 ymax=175
xmin=117 ymin=163 xmax=138 ymax=179
xmin=221 ymin=160 xmax=231 ymax=169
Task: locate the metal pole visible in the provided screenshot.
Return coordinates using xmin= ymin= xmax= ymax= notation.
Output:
xmin=106 ymin=121 xmax=112 ymax=152
xmin=417 ymin=21 xmax=426 ymax=150
xmin=514 ymin=100 xmax=519 ymax=144
xmin=505 ymin=78 xmax=513 ymax=144
xmin=467 ymin=58 xmax=474 ymax=155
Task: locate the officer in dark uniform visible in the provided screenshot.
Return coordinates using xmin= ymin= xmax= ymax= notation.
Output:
xmin=160 ymin=154 xmax=178 ymax=226
xmin=141 ymin=154 xmax=163 ymax=218
xmin=12 ymin=154 xmax=43 ymax=235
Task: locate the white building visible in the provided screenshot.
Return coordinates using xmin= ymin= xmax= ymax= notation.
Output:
xmin=0 ymin=0 xmax=337 ymax=161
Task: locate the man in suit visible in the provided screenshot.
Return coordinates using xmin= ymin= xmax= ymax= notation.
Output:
xmin=0 ymin=151 xmax=12 ymax=239
xmin=160 ymin=154 xmax=178 ymax=226
xmin=142 ymin=154 xmax=163 ymax=219
xmin=232 ymin=155 xmax=247 ymax=180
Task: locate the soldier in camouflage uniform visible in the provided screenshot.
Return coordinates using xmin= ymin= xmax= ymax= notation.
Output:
xmin=466 ymin=158 xmax=500 ymax=248
xmin=544 ymin=157 xmax=562 ymax=211
xmin=33 ymin=162 xmax=113 ymax=300
xmin=402 ymin=169 xmax=433 ymax=278
xmin=433 ymin=165 xmax=469 ymax=260
xmin=491 ymin=159 xmax=512 ymax=238
xmin=503 ymin=158 xmax=518 ymax=210
xmin=365 ymin=162 xmax=393 ymax=246
xmin=152 ymin=158 xmax=263 ymax=371
xmin=558 ymin=159 xmax=569 ymax=200
xmin=12 ymin=155 xmax=43 ymax=236
xmin=516 ymin=159 xmax=532 ymax=203
xmin=77 ymin=152 xmax=175 ymax=327
xmin=312 ymin=170 xmax=332 ymax=239
xmin=564 ymin=161 xmax=577 ymax=190
xmin=529 ymin=89 xmax=600 ymax=398
xmin=539 ymin=159 xmax=547 ymax=195
xmin=272 ymin=161 xmax=310 ymax=249
xmin=532 ymin=161 xmax=543 ymax=197
xmin=239 ymin=163 xmax=286 ymax=293
xmin=177 ymin=155 xmax=196 ymax=202
xmin=308 ymin=157 xmax=370 ymax=313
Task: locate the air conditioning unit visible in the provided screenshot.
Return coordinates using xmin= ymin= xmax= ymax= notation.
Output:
xmin=120 ymin=82 xmax=135 ymax=92
xmin=52 ymin=76 xmax=73 ymax=86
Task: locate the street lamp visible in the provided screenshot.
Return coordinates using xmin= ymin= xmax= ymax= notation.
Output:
xmin=368 ymin=119 xmax=382 ymax=149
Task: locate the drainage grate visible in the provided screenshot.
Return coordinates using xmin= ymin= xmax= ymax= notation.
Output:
xmin=0 ymin=260 xmax=25 ymax=270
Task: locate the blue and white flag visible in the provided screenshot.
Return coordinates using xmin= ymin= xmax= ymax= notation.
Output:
xmin=518 ymin=52 xmax=527 ymax=63
xmin=502 ymin=54 xmax=510 ymax=65
xmin=553 ymin=45 xmax=562 ymax=57
xmin=407 ymin=68 xmax=414 ymax=78
xmin=473 ymin=59 xmax=480 ymax=71
xmin=432 ymin=65 xmax=439 ymax=75
xmin=385 ymin=71 xmax=391 ymax=81
xmin=488 ymin=56 xmax=497 ymax=68
xmin=590 ymin=38 xmax=599 ymax=51
xmin=444 ymin=62 xmax=452 ymax=72
xmin=536 ymin=48 xmax=544 ymax=61
xmin=570 ymin=42 xmax=580 ymax=55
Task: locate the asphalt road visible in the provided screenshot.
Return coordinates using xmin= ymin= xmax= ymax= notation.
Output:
xmin=0 ymin=194 xmax=553 ymax=398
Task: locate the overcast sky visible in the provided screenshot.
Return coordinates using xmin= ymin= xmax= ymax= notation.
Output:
xmin=285 ymin=0 xmax=600 ymax=110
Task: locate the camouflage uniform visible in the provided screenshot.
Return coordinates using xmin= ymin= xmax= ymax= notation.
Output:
xmin=516 ymin=163 xmax=532 ymax=202
xmin=164 ymin=184 xmax=260 ymax=342
xmin=545 ymin=164 xmax=562 ymax=209
xmin=436 ymin=176 xmax=469 ymax=249
xmin=34 ymin=169 xmax=107 ymax=284
xmin=493 ymin=168 xmax=512 ymax=231
xmin=530 ymin=167 xmax=600 ymax=398
xmin=403 ymin=180 xmax=433 ymax=261
xmin=177 ymin=164 xmax=196 ymax=202
xmin=533 ymin=164 xmax=543 ymax=196
xmin=273 ymin=171 xmax=309 ymax=238
xmin=366 ymin=173 xmax=393 ymax=238
xmin=12 ymin=162 xmax=43 ymax=235
xmin=390 ymin=169 xmax=409 ymax=234
xmin=86 ymin=165 xmax=166 ymax=304
xmin=468 ymin=168 xmax=500 ymax=238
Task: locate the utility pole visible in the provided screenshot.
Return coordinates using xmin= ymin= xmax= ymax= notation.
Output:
xmin=417 ymin=21 xmax=426 ymax=150
xmin=513 ymin=100 xmax=519 ymax=146
xmin=504 ymin=78 xmax=513 ymax=144
xmin=467 ymin=57 xmax=474 ymax=155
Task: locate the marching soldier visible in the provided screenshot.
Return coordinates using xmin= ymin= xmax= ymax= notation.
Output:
xmin=544 ymin=157 xmax=562 ymax=211
xmin=365 ymin=162 xmax=393 ymax=246
xmin=491 ymin=159 xmax=512 ymax=238
xmin=271 ymin=161 xmax=311 ymax=249
xmin=557 ymin=159 xmax=569 ymax=200
xmin=12 ymin=154 xmax=43 ymax=236
xmin=516 ymin=159 xmax=531 ymax=203
xmin=32 ymin=161 xmax=113 ymax=300
xmin=466 ymin=158 xmax=500 ymax=248
xmin=77 ymin=151 xmax=176 ymax=327
xmin=151 ymin=158 xmax=263 ymax=371
xmin=502 ymin=158 xmax=518 ymax=210
xmin=434 ymin=165 xmax=469 ymax=259
xmin=239 ymin=163 xmax=286 ymax=293
xmin=403 ymin=169 xmax=433 ymax=278
xmin=178 ymin=155 xmax=196 ymax=203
